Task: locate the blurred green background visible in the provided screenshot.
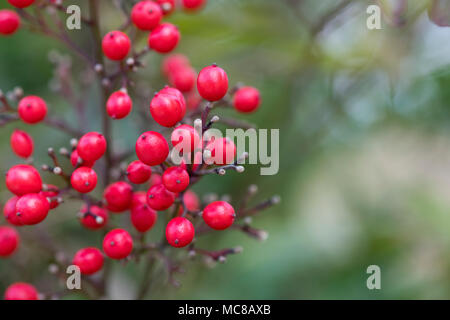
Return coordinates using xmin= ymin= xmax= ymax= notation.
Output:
xmin=2 ymin=0 xmax=450 ymax=299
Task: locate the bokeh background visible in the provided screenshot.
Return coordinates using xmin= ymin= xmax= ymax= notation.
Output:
xmin=2 ymin=0 xmax=450 ymax=299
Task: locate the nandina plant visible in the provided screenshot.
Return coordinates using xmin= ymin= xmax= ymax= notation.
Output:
xmin=0 ymin=0 xmax=278 ymax=300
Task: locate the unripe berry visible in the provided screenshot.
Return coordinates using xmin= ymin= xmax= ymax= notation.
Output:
xmin=131 ymin=1 xmax=163 ymax=31
xmin=169 ymin=66 xmax=196 ymax=92
xmin=39 ymin=184 xmax=60 ymax=209
xmin=106 ymin=90 xmax=132 ymax=119
xmin=18 ymin=96 xmax=48 ymax=124
xmin=73 ymin=247 xmax=104 ymax=275
xmin=205 ymin=137 xmax=236 ymax=165
xmin=150 ymin=92 xmax=183 ymax=127
xmin=197 ymin=65 xmax=228 ymax=101
xmin=0 ymin=226 xmax=19 ymax=257
xmin=162 ymin=166 xmax=190 ymax=193
xmin=159 ymin=86 xmax=186 ymax=117
xmin=7 ymin=0 xmax=35 ymax=8
xmin=182 ymin=0 xmax=206 ymax=11
xmin=162 ymin=54 xmax=190 ymax=76
xmin=10 ymin=129 xmax=33 ymax=158
xmin=70 ymin=149 xmax=95 ymax=168
xmin=135 ymin=131 xmax=169 ymax=166
xmin=79 ymin=204 xmax=108 ymax=230
xmin=77 ymin=132 xmax=107 ymax=162
xmin=0 ymin=10 xmax=20 ymax=35
xmin=156 ymin=0 xmax=175 ymax=15
xmin=15 ymin=193 xmax=50 ymax=225
xmin=171 ymin=124 xmax=201 ymax=154
xmin=131 ymin=203 xmax=157 ymax=233
xmin=6 ymin=164 xmax=42 ymax=196
xmin=202 ymin=200 xmax=235 ymax=230
xmin=147 ymin=184 xmax=175 ymax=211
xmin=103 ymin=229 xmax=133 ymax=260
xmin=233 ymin=86 xmax=260 ymax=113
xmin=148 ymin=23 xmax=180 ymax=53
xmin=126 ymin=160 xmax=152 ymax=184
xmin=104 ymin=181 xmax=133 ymax=212
xmin=4 ymin=283 xmax=38 ymax=300
xmin=3 ymin=196 xmax=22 ymax=226
xmin=102 ymin=31 xmax=131 ymax=61
xmin=166 ymin=217 xmax=194 ymax=248
xmin=177 ymin=189 xmax=200 ymax=215
xmin=71 ymin=167 xmax=97 ymax=193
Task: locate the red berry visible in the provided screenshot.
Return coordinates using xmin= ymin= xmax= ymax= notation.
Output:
xmin=205 ymin=137 xmax=236 ymax=165
xmin=39 ymin=184 xmax=60 ymax=209
xmin=0 ymin=10 xmax=20 ymax=35
xmin=177 ymin=189 xmax=200 ymax=215
xmin=71 ymin=167 xmax=97 ymax=193
xmin=148 ymin=23 xmax=180 ymax=53
xmin=15 ymin=193 xmax=50 ymax=225
xmin=104 ymin=181 xmax=133 ymax=212
xmin=10 ymin=129 xmax=33 ymax=158
xmin=197 ymin=65 xmax=228 ymax=101
xmin=135 ymin=131 xmax=169 ymax=166
xmin=169 ymin=66 xmax=196 ymax=92
xmin=182 ymin=0 xmax=206 ymax=11
xmin=150 ymin=92 xmax=183 ymax=127
xmin=162 ymin=54 xmax=190 ymax=76
xmin=106 ymin=90 xmax=132 ymax=119
xmin=147 ymin=184 xmax=175 ymax=211
xmin=131 ymin=203 xmax=157 ymax=233
xmin=79 ymin=204 xmax=108 ymax=230
xmin=0 ymin=226 xmax=19 ymax=257
xmin=77 ymin=132 xmax=107 ymax=162
xmin=73 ymin=247 xmax=104 ymax=275
xmin=126 ymin=160 xmax=152 ymax=184
xmin=148 ymin=173 xmax=162 ymax=187
xmin=102 ymin=31 xmax=131 ymax=61
xmin=131 ymin=1 xmax=162 ymax=31
xmin=186 ymin=90 xmax=201 ymax=111
xmin=70 ymin=149 xmax=95 ymax=168
xmin=233 ymin=86 xmax=260 ymax=113
xmin=4 ymin=283 xmax=38 ymax=300
xmin=103 ymin=229 xmax=133 ymax=260
xmin=162 ymin=166 xmax=189 ymax=193
xmin=165 ymin=217 xmax=194 ymax=248
xmin=171 ymin=124 xmax=200 ymax=154
xmin=3 ymin=196 xmax=22 ymax=226
xmin=131 ymin=191 xmax=147 ymax=208
xmin=18 ymin=96 xmax=47 ymax=124
xmin=202 ymin=200 xmax=235 ymax=230
xmin=6 ymin=164 xmax=42 ymax=196
xmin=7 ymin=0 xmax=34 ymax=8
xmin=156 ymin=0 xmax=175 ymax=15
xmin=159 ymin=86 xmax=186 ymax=117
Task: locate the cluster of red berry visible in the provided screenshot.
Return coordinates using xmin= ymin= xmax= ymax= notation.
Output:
xmin=0 ymin=0 xmax=268 ymax=300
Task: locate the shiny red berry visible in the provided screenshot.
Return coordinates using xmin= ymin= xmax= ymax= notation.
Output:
xmin=102 ymin=31 xmax=131 ymax=61
xmin=202 ymin=200 xmax=235 ymax=230
xmin=162 ymin=166 xmax=189 ymax=193
xmin=162 ymin=54 xmax=190 ymax=76
xmin=205 ymin=137 xmax=236 ymax=165
xmin=0 ymin=226 xmax=19 ymax=257
xmin=39 ymin=184 xmax=60 ymax=209
xmin=131 ymin=203 xmax=157 ymax=233
xmin=171 ymin=124 xmax=200 ymax=154
xmin=106 ymin=90 xmax=132 ymax=119
xmin=197 ymin=65 xmax=229 ymax=101
xmin=7 ymin=0 xmax=34 ymax=8
xmin=79 ymin=204 xmax=108 ymax=230
xmin=166 ymin=217 xmax=194 ymax=248
xmin=73 ymin=247 xmax=104 ymax=275
xmin=131 ymin=1 xmax=162 ymax=31
xmin=4 ymin=283 xmax=38 ymax=300
xmin=77 ymin=132 xmax=107 ymax=162
xmin=10 ymin=129 xmax=33 ymax=158
xmin=15 ymin=193 xmax=50 ymax=225
xmin=169 ymin=66 xmax=196 ymax=92
xmin=147 ymin=184 xmax=175 ymax=211
xmin=126 ymin=160 xmax=152 ymax=184
xmin=0 ymin=10 xmax=20 ymax=35
xmin=103 ymin=229 xmax=133 ymax=260
xmin=3 ymin=196 xmax=21 ymax=226
xmin=148 ymin=23 xmax=180 ymax=53
xmin=182 ymin=0 xmax=206 ymax=11
xmin=159 ymin=86 xmax=186 ymax=117
xmin=156 ymin=0 xmax=175 ymax=15
xmin=150 ymin=92 xmax=183 ymax=127
xmin=70 ymin=149 xmax=95 ymax=168
xmin=233 ymin=86 xmax=260 ymax=113
xmin=71 ymin=167 xmax=97 ymax=193
xmin=6 ymin=164 xmax=42 ymax=196
xmin=135 ymin=131 xmax=169 ymax=166
xmin=104 ymin=181 xmax=133 ymax=212
xmin=18 ymin=96 xmax=47 ymax=124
